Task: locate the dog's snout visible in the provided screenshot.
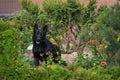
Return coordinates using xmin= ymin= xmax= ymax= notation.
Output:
xmin=40 ymin=33 xmax=43 ymax=36
xmin=36 ymin=35 xmax=40 ymax=41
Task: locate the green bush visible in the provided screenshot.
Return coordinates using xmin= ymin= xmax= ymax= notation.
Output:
xmin=0 ymin=20 xmax=30 ymax=79
xmin=0 ymin=0 xmax=120 ymax=80
xmin=81 ymin=0 xmax=97 ymax=24
xmin=96 ymin=3 xmax=120 ymax=65
xmin=0 ymin=20 xmax=20 ymax=54
xmin=79 ymin=2 xmax=120 ymax=65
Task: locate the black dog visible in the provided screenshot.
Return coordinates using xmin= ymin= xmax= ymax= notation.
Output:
xmin=32 ymin=24 xmax=61 ymax=67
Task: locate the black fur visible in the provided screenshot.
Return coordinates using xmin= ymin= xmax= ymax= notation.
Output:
xmin=32 ymin=24 xmax=61 ymax=67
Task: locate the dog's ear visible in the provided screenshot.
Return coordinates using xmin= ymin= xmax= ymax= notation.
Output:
xmin=42 ymin=25 xmax=48 ymax=32
xmin=34 ymin=23 xmax=39 ymax=31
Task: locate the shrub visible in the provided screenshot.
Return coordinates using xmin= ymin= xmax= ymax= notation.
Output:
xmin=0 ymin=20 xmax=30 ymax=79
xmin=80 ymin=2 xmax=120 ymax=65
xmin=0 ymin=0 xmax=120 ymax=80
xmin=96 ymin=3 xmax=120 ymax=65
xmin=80 ymin=0 xmax=97 ymax=24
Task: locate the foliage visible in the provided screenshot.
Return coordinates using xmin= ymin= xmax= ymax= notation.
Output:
xmin=21 ymin=0 xmax=39 ymax=21
xmin=0 ymin=0 xmax=120 ymax=80
xmin=79 ymin=2 xmax=120 ymax=65
xmin=0 ymin=20 xmax=30 ymax=79
xmin=74 ymin=47 xmax=107 ymax=69
xmin=101 ymin=3 xmax=120 ymax=31
xmin=43 ymin=0 xmax=83 ymax=27
xmin=96 ymin=3 xmax=120 ymax=65
xmin=0 ymin=20 xmax=20 ymax=54
xmin=1 ymin=64 xmax=120 ymax=80
xmin=81 ymin=0 xmax=97 ymax=24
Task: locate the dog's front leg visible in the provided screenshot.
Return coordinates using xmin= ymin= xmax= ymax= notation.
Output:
xmin=52 ymin=53 xmax=59 ymax=63
xmin=34 ymin=57 xmax=39 ymax=67
xmin=43 ymin=54 xmax=48 ymax=64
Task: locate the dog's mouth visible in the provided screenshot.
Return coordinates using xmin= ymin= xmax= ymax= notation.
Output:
xmin=36 ymin=41 xmax=40 ymax=44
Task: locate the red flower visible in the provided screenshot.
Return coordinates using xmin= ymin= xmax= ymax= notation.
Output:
xmin=88 ymin=40 xmax=96 ymax=44
xmin=100 ymin=61 xmax=107 ymax=67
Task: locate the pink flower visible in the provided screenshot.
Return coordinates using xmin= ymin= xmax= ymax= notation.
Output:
xmin=83 ymin=50 xmax=93 ymax=60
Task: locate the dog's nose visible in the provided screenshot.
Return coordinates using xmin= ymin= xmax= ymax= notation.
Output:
xmin=37 ymin=39 xmax=40 ymax=41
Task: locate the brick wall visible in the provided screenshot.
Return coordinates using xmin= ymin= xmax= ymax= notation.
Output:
xmin=0 ymin=0 xmax=21 ymax=14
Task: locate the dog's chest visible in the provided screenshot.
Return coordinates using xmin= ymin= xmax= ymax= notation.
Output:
xmin=36 ymin=45 xmax=48 ymax=53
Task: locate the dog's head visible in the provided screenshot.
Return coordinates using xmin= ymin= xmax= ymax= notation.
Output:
xmin=33 ymin=24 xmax=48 ymax=44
